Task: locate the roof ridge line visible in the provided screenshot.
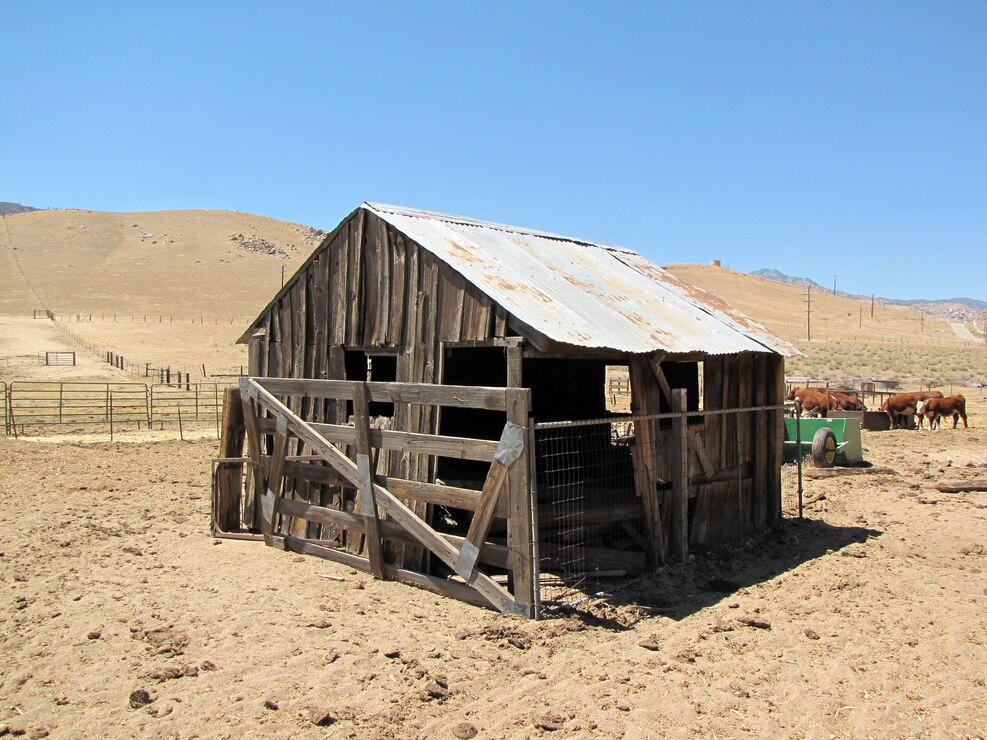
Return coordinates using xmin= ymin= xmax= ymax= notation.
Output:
xmin=363 ymin=202 xmax=637 ymax=255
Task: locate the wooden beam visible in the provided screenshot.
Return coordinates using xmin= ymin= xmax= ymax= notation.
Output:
xmin=505 ymin=388 xmax=535 ymax=617
xmin=353 ymin=382 xmax=386 ymax=579
xmin=670 ymin=389 xmax=689 ymax=563
xmin=239 ymin=392 xmax=265 ymax=531
xmin=455 ymin=422 xmax=522 ymax=581
xmin=255 ymin=377 xmax=509 ymax=411
xmin=935 ymin=479 xmax=987 ymax=493
xmin=274 ymin=496 xmax=510 ymax=568
xmin=213 ymin=387 xmax=245 ymax=534
xmin=647 ymin=352 xmax=672 ymax=405
xmin=689 ymin=427 xmax=714 ymax=479
xmin=628 ymin=356 xmax=665 ymax=567
xmin=261 ymin=416 xmax=290 ymax=536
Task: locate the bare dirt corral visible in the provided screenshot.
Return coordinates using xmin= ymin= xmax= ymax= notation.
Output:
xmin=2 ymin=404 xmax=985 ymax=739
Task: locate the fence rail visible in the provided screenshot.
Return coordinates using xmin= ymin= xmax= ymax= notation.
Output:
xmin=2 ymin=380 xmax=235 ymax=436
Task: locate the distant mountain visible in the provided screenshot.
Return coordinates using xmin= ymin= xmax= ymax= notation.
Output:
xmin=0 ymin=202 xmax=39 ymax=215
xmin=751 ymin=268 xmax=986 ymax=322
xmin=750 ymin=268 xmax=826 ymax=292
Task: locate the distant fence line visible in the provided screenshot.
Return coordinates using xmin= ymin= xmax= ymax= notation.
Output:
xmin=2 ymin=380 xmax=235 ymax=437
xmin=782 ymin=334 xmax=981 ymax=347
xmin=49 ymin=318 xmax=245 ymax=384
xmin=53 ymin=312 xmax=255 ymax=326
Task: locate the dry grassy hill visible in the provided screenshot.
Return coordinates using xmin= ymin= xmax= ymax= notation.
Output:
xmin=664 ymin=264 xmax=960 ymax=345
xmin=0 ymin=208 xmax=319 ymax=318
xmin=665 ymin=264 xmax=985 ymax=386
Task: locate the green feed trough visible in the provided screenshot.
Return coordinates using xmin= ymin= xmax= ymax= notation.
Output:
xmin=784 ymin=417 xmax=864 ymax=467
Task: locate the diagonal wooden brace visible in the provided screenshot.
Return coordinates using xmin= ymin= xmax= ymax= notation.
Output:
xmin=453 ymin=422 xmax=523 ymax=582
xmin=243 ymin=379 xmax=521 ymax=613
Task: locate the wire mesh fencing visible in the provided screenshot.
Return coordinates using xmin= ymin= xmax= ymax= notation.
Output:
xmin=533 ymin=415 xmax=644 ymax=613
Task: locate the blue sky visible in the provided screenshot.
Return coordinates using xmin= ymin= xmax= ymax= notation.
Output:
xmin=2 ymin=2 xmax=984 ymax=300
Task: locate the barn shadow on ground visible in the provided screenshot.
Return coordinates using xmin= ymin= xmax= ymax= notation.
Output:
xmin=546 ymin=517 xmax=883 ymax=630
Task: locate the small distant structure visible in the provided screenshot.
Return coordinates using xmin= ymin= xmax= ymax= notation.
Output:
xmin=711 ymin=259 xmax=721 ymax=267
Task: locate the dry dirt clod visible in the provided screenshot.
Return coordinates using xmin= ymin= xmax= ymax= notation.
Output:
xmin=308 ymin=707 xmax=335 ymax=726
xmin=86 ymin=630 xmax=101 ymax=640
xmin=738 ymin=617 xmax=772 ymax=630
xmin=534 ymin=713 xmax=566 ymax=731
xmin=129 ymin=689 xmax=153 ymax=709
xmin=452 ymin=721 xmax=478 ymax=739
xmin=804 ymin=628 xmax=821 ymax=640
xmin=422 ymin=681 xmax=449 ymax=701
xmin=263 ymin=699 xmax=279 ymax=711
xmin=383 ymin=649 xmax=401 ymax=659
xmin=638 ymin=637 xmax=661 ymax=651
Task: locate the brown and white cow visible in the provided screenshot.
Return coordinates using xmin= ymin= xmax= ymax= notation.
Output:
xmin=880 ymin=391 xmax=944 ymax=429
xmin=916 ymin=395 xmax=968 ymax=429
xmin=786 ymin=387 xmax=835 ymax=417
xmin=827 ymin=390 xmax=866 ymax=412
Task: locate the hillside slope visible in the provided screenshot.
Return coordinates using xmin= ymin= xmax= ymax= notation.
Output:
xmin=664 ymin=264 xmax=961 ymax=345
xmin=0 ymin=208 xmax=321 ymax=318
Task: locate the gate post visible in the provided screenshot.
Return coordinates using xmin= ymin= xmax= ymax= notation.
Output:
xmin=506 ymin=388 xmax=535 ymax=617
xmin=214 ymin=388 xmax=246 ymax=534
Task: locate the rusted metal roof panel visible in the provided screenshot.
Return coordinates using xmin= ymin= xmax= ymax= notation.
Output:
xmin=365 ymin=203 xmax=795 ymax=356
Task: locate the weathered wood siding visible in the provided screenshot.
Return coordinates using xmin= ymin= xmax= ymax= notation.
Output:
xmin=689 ymin=352 xmax=784 ymax=545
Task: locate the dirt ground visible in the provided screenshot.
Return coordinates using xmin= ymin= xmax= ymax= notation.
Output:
xmin=1 ymin=401 xmax=984 ymax=739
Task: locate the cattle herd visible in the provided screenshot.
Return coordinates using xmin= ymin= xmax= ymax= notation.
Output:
xmin=786 ymin=386 xmax=969 ymax=430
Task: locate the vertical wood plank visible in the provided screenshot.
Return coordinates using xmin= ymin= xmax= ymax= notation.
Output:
xmin=505 ymin=388 xmax=534 ymax=617
xmin=628 ymin=356 xmax=664 ymax=567
xmin=670 ymin=388 xmax=689 ymax=562
xmin=353 ymin=382 xmax=386 ymax=578
xmin=214 ymin=388 xmax=245 ymax=534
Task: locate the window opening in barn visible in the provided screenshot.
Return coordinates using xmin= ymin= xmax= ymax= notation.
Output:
xmin=659 ymin=361 xmax=702 ymax=428
xmin=344 ymin=350 xmax=397 ymax=418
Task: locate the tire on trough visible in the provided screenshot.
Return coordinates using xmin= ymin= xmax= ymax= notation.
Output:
xmin=811 ymin=427 xmax=838 ymax=468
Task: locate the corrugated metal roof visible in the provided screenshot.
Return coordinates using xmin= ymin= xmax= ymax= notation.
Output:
xmin=364 ymin=202 xmax=797 ymax=356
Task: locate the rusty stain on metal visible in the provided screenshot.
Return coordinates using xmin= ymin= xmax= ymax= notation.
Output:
xmin=364 ymin=203 xmax=796 ymax=357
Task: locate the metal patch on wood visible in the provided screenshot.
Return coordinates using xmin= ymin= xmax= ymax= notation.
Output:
xmin=259 ymin=490 xmax=275 ymax=525
xmin=494 ymin=422 xmax=525 ymax=467
xmin=454 ymin=541 xmax=481 ymax=582
xmin=357 ymin=454 xmax=376 ymax=517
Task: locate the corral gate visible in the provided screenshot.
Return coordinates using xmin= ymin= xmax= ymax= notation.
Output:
xmin=222 ymin=377 xmax=536 ymax=616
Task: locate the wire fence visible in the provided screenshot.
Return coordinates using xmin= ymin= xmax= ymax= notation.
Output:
xmin=534 ymin=416 xmax=640 ymax=612
xmin=533 ymin=404 xmax=787 ymax=614
xmin=2 ymin=380 xmax=234 ymax=437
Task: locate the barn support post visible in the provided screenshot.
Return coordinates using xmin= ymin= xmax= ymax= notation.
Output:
xmin=670 ymin=388 xmax=689 ymax=563
xmin=628 ymin=356 xmax=665 ymax=568
xmin=505 ymin=387 xmax=535 ymax=617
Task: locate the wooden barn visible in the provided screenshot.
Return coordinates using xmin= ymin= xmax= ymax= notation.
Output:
xmin=214 ymin=202 xmax=796 ymax=617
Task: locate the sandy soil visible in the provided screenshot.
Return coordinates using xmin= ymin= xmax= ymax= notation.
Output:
xmin=1 ymin=403 xmax=985 ymax=739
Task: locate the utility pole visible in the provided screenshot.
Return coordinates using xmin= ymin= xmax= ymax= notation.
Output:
xmin=805 ymin=286 xmax=812 ymax=342
xmin=871 ymin=294 xmax=875 ymax=318
xmin=920 ymin=310 xmax=924 ymax=333
xmin=833 ymin=276 xmax=837 ymax=294
xmin=859 ymin=307 xmax=862 ymax=329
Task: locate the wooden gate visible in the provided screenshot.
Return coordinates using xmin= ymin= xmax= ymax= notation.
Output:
xmin=236 ymin=377 xmax=536 ymax=616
